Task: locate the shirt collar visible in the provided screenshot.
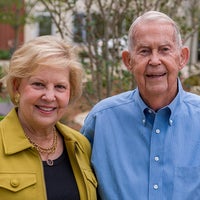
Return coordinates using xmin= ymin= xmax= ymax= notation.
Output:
xmin=135 ymin=79 xmax=183 ymax=126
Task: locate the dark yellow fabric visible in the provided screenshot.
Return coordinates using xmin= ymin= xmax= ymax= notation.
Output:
xmin=0 ymin=108 xmax=97 ymax=200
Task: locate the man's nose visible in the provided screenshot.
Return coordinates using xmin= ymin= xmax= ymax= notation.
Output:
xmin=148 ymin=51 xmax=161 ymax=66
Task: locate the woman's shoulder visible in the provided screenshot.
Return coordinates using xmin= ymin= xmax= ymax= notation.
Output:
xmin=56 ymin=122 xmax=90 ymax=148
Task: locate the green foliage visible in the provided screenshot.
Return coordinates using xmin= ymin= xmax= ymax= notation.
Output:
xmin=0 ymin=0 xmax=26 ymax=26
xmin=0 ymin=0 xmax=36 ymax=53
xmin=0 ymin=66 xmax=5 ymax=93
xmin=120 ymin=70 xmax=134 ymax=91
xmin=0 ymin=66 xmax=5 ymax=78
xmin=79 ymin=50 xmax=88 ymax=58
xmin=0 ymin=116 xmax=4 ymax=121
xmin=0 ymin=50 xmax=10 ymax=60
xmin=85 ymin=81 xmax=95 ymax=95
xmin=183 ymin=74 xmax=200 ymax=89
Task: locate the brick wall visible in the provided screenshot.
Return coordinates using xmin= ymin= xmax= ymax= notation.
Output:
xmin=0 ymin=24 xmax=24 ymax=50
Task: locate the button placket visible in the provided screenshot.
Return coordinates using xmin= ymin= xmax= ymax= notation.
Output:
xmin=149 ymin=110 xmax=167 ymax=199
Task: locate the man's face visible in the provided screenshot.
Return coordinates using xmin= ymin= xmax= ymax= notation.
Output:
xmin=127 ymin=21 xmax=187 ymax=104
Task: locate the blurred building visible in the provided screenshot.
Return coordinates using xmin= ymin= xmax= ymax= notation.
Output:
xmin=0 ymin=0 xmax=200 ymax=72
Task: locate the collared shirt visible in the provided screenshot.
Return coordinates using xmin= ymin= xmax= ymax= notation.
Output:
xmin=81 ymin=80 xmax=200 ymax=200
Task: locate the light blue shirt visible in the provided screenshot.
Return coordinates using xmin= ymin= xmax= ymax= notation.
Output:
xmin=81 ymin=80 xmax=200 ymax=200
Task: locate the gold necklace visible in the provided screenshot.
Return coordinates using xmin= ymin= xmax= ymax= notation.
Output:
xmin=25 ymin=127 xmax=58 ymax=166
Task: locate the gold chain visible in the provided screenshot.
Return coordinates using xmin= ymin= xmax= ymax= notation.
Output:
xmin=25 ymin=127 xmax=58 ymax=155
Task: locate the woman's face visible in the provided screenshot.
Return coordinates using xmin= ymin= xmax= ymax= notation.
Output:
xmin=15 ymin=66 xmax=70 ymax=129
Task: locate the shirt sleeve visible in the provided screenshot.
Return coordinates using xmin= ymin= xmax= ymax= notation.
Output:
xmin=80 ymin=112 xmax=96 ymax=146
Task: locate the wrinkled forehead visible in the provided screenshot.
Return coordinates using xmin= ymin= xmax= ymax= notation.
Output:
xmin=128 ymin=14 xmax=181 ymax=50
xmin=131 ymin=16 xmax=175 ymax=35
xmin=135 ymin=20 xmax=174 ymax=33
xmin=132 ymin=11 xmax=175 ymax=27
xmin=132 ymin=20 xmax=175 ymax=42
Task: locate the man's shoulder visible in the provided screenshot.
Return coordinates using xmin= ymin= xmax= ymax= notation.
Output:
xmin=183 ymin=90 xmax=200 ymax=108
xmin=90 ymin=90 xmax=136 ymax=114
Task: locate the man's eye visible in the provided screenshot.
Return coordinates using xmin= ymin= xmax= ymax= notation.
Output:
xmin=163 ymin=48 xmax=169 ymax=51
xmin=160 ymin=47 xmax=170 ymax=53
xmin=139 ymin=49 xmax=150 ymax=55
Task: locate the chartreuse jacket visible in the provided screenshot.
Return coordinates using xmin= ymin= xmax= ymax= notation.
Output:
xmin=0 ymin=108 xmax=97 ymax=200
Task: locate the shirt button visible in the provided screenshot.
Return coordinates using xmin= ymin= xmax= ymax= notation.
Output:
xmin=153 ymin=184 xmax=159 ymax=190
xmin=154 ymin=156 xmax=159 ymax=161
xmin=155 ymin=129 xmax=160 ymax=134
xmin=148 ymin=109 xmax=152 ymax=113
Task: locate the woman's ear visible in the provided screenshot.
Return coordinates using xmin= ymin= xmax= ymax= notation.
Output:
xmin=122 ymin=50 xmax=133 ymax=71
xmin=179 ymin=46 xmax=190 ymax=70
xmin=12 ymin=78 xmax=20 ymax=93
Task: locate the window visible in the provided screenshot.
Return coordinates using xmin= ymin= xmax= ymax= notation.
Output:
xmin=37 ymin=15 xmax=52 ymax=36
xmin=73 ymin=13 xmax=86 ymax=43
xmin=73 ymin=12 xmax=106 ymax=43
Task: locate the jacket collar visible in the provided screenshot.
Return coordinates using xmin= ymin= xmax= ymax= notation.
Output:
xmin=1 ymin=108 xmax=85 ymax=155
xmin=1 ymin=108 xmax=32 ymax=155
xmin=55 ymin=122 xmax=85 ymax=153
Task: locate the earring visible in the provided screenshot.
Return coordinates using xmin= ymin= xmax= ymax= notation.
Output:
xmin=14 ymin=93 xmax=20 ymax=104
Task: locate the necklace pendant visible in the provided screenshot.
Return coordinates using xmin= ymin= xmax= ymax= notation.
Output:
xmin=46 ymin=159 xmax=54 ymax=166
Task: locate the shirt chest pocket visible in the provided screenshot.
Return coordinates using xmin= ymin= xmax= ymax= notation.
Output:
xmin=0 ymin=173 xmax=36 ymax=192
xmin=172 ymin=166 xmax=200 ymax=200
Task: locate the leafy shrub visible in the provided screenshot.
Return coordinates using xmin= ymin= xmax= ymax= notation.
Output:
xmin=0 ymin=50 xmax=10 ymax=60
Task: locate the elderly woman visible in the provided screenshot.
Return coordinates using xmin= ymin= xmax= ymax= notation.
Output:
xmin=0 ymin=35 xmax=97 ymax=200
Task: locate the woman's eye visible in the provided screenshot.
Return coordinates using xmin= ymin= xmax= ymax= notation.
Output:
xmin=56 ymin=85 xmax=66 ymax=90
xmin=32 ymin=82 xmax=44 ymax=88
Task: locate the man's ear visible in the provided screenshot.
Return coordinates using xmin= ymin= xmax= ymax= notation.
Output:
xmin=179 ymin=46 xmax=190 ymax=70
xmin=122 ymin=50 xmax=133 ymax=71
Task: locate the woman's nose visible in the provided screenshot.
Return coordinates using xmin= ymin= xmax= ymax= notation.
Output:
xmin=42 ymin=89 xmax=56 ymax=102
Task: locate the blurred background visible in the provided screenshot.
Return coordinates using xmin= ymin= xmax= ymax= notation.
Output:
xmin=1 ymin=0 xmax=200 ymax=129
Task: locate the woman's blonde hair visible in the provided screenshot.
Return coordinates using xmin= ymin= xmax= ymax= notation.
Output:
xmin=5 ymin=35 xmax=83 ymax=105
